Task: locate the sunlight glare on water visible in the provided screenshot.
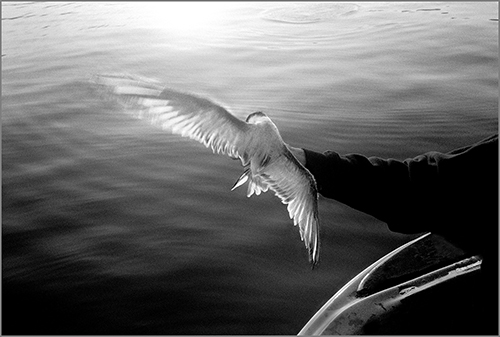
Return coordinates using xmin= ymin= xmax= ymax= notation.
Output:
xmin=2 ymin=2 xmax=498 ymax=335
xmin=127 ymin=2 xmax=248 ymax=50
xmin=135 ymin=2 xmax=231 ymax=31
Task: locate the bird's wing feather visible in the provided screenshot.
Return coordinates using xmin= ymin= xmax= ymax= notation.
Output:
xmin=92 ymin=74 xmax=320 ymax=266
xmin=92 ymin=74 xmax=253 ymax=163
xmin=262 ymin=150 xmax=320 ymax=266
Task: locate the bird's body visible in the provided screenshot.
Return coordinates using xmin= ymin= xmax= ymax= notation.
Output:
xmin=92 ymin=74 xmax=321 ymax=267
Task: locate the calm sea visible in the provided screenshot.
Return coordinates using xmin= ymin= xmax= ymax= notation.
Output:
xmin=2 ymin=2 xmax=498 ymax=334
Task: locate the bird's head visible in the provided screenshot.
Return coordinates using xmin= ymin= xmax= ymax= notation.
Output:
xmin=246 ymin=111 xmax=269 ymax=124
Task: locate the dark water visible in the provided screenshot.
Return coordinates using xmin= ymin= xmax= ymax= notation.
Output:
xmin=2 ymin=2 xmax=498 ymax=334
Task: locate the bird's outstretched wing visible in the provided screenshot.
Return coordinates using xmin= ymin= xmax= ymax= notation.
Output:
xmin=92 ymin=74 xmax=320 ymax=266
xmin=263 ymin=150 xmax=320 ymax=267
xmin=91 ymin=74 xmax=253 ymax=164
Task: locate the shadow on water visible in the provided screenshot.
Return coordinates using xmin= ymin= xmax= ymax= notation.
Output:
xmin=2 ymin=2 xmax=498 ymax=335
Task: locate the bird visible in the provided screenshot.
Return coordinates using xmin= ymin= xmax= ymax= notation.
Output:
xmin=91 ymin=74 xmax=320 ymax=267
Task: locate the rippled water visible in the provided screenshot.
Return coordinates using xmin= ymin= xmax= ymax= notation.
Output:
xmin=2 ymin=2 xmax=498 ymax=334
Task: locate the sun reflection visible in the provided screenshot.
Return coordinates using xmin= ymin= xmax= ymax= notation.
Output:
xmin=137 ymin=2 xmax=237 ymax=34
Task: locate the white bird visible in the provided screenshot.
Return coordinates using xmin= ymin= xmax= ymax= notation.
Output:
xmin=92 ymin=74 xmax=320 ymax=267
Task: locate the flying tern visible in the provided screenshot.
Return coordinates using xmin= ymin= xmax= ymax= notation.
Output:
xmin=92 ymin=74 xmax=320 ymax=267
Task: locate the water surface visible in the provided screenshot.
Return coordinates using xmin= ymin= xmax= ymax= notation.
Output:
xmin=2 ymin=2 xmax=498 ymax=334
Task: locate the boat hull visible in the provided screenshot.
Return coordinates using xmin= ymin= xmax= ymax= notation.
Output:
xmin=298 ymin=233 xmax=490 ymax=335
